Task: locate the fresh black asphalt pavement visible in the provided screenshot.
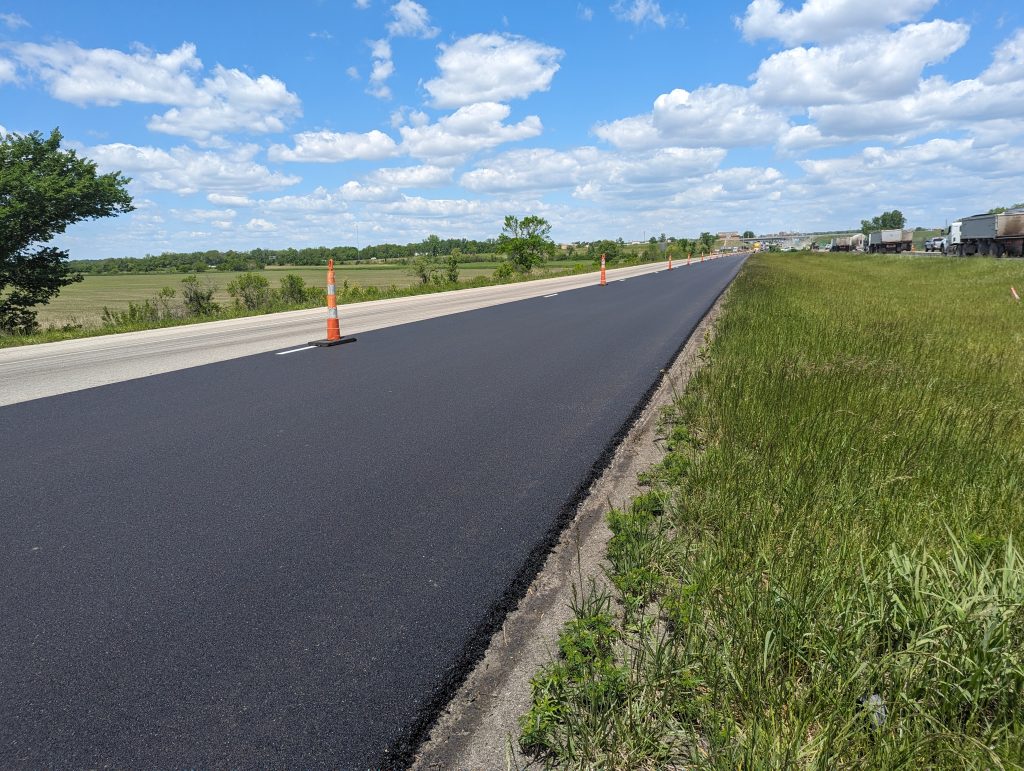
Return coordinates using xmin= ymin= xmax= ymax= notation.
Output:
xmin=0 ymin=255 xmax=745 ymax=768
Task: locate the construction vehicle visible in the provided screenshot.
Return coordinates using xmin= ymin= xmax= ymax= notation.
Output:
xmin=944 ymin=209 xmax=1024 ymax=257
xmin=830 ymin=234 xmax=866 ymax=252
xmin=867 ymin=229 xmax=914 ymax=253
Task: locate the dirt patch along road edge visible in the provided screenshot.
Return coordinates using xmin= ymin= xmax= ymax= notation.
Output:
xmin=412 ymin=287 xmax=732 ymax=770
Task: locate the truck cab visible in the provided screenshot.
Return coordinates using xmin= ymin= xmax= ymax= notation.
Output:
xmin=944 ymin=221 xmax=961 ymax=255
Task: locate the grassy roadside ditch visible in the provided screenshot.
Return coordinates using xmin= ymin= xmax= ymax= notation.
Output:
xmin=520 ymin=252 xmax=1024 ymax=768
xmin=0 ymin=256 xmax=661 ymax=349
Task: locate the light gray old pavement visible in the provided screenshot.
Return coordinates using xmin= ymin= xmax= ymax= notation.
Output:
xmin=0 ymin=259 xmax=708 ymax=406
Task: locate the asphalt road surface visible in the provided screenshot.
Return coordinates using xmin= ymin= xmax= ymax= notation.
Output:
xmin=0 ymin=254 xmax=745 ymax=768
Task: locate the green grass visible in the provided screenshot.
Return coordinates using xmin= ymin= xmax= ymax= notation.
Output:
xmin=521 ymin=252 xmax=1024 ymax=769
xmin=33 ymin=264 xmax=500 ymax=326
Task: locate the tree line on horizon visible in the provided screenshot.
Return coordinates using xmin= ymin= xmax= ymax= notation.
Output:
xmin=66 ymin=235 xmax=503 ymax=275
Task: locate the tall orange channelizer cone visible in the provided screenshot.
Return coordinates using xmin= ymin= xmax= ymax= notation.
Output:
xmin=309 ymin=258 xmax=357 ymax=347
xmin=600 ymin=253 xmax=607 ymax=286
xmin=667 ymin=251 xmax=673 ymax=270
xmin=687 ymin=253 xmax=691 ymax=267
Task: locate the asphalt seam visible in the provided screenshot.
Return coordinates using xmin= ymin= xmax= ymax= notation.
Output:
xmin=402 ymin=258 xmax=746 ymax=769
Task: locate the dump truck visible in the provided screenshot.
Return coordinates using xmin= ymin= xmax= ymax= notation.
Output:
xmin=867 ymin=229 xmax=914 ymax=253
xmin=830 ymin=233 xmax=866 ymax=252
xmin=945 ymin=209 xmax=1024 ymax=257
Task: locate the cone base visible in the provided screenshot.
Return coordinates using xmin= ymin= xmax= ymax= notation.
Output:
xmin=308 ymin=336 xmax=357 ymax=347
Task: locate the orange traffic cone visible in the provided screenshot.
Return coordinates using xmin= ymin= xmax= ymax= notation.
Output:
xmin=309 ymin=259 xmax=356 ymax=347
xmin=667 ymin=251 xmax=673 ymax=270
xmin=600 ymin=253 xmax=607 ymax=286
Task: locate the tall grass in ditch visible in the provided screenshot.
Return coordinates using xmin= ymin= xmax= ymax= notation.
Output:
xmin=521 ymin=253 xmax=1024 ymax=768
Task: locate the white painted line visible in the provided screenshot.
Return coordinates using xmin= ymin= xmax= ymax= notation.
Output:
xmin=617 ymin=279 xmax=627 ymax=282
xmin=276 ymin=346 xmax=316 ymax=355
xmin=543 ymin=293 xmax=558 ymax=298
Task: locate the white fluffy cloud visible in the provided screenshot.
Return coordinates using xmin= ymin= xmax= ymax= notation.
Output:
xmin=207 ymin=193 xmax=254 ymax=206
xmin=0 ymin=58 xmax=16 ymax=84
xmin=260 ymin=187 xmax=351 ymax=211
xmin=982 ymin=28 xmax=1024 ymax=85
xmin=785 ymin=29 xmax=1024 ymax=145
xmin=460 ymin=146 xmax=725 ymax=193
xmin=0 ymin=12 xmax=29 ymax=29
xmin=752 ymin=20 xmax=969 ymax=106
xmin=268 ymin=129 xmax=400 ymax=162
xmin=147 ymin=65 xmax=301 ymax=141
xmin=387 ymin=0 xmax=439 ymax=38
xmin=375 ymin=195 xmax=495 ymax=218
xmin=423 ymin=34 xmax=563 ymax=108
xmin=367 ymin=164 xmax=453 ymax=186
xmin=246 ymin=218 xmax=277 ymax=232
xmin=399 ymin=102 xmax=543 ymax=162
xmin=666 ymin=166 xmax=785 ymax=206
xmin=89 ymin=142 xmax=300 ymax=195
xmin=739 ymin=0 xmax=937 ymax=45
xmin=363 ymin=2 xmax=438 ymax=101
xmin=339 ymin=181 xmax=402 ymax=202
xmin=606 ymin=0 xmax=679 ymax=27
xmin=367 ymin=38 xmax=394 ymax=100
xmin=595 ymin=85 xmax=788 ymax=149
xmin=13 ymin=41 xmax=201 ymax=106
xmin=10 ymin=41 xmax=300 ymax=140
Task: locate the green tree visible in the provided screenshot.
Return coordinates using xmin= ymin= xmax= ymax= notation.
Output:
xmin=277 ymin=273 xmax=309 ymax=304
xmin=496 ymin=215 xmax=556 ymax=273
xmin=989 ymin=203 xmax=1024 ymax=214
xmin=742 ymin=230 xmax=755 ymax=239
xmin=180 ymin=275 xmax=219 ymax=316
xmin=698 ymin=231 xmax=717 ymax=255
xmin=423 ymin=234 xmax=442 ymax=257
xmin=860 ymin=209 xmax=906 ymax=234
xmin=587 ymin=239 xmax=623 ymax=263
xmin=446 ymin=249 xmax=461 ymax=284
xmin=228 ymin=272 xmax=271 ymax=310
xmin=1 ymin=128 xmax=134 ymax=333
xmin=410 ymin=256 xmax=437 ymax=285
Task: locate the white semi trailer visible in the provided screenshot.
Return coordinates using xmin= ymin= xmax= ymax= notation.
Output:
xmin=867 ymin=229 xmax=914 ymax=253
xmin=945 ymin=209 xmax=1024 ymax=257
xmin=829 ymin=233 xmax=866 ymax=252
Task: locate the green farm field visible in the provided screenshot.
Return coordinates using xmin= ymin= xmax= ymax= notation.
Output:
xmin=523 ymin=251 xmax=1024 ymax=768
xmin=34 ymin=264 xmax=502 ymax=326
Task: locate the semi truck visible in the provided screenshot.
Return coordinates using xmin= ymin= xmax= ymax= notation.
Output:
xmin=944 ymin=209 xmax=1024 ymax=257
xmin=830 ymin=234 xmax=865 ymax=252
xmin=867 ymin=229 xmax=914 ymax=253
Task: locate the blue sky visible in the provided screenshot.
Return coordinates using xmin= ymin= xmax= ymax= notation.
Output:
xmin=1 ymin=0 xmax=1022 ymax=257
